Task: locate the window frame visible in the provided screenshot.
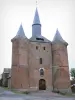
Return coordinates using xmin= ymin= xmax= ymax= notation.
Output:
xmin=40 ymin=68 xmax=44 ymax=76
xmin=36 ymin=46 xmax=38 ymax=50
xmin=40 ymin=58 xmax=42 ymax=64
xmin=43 ymin=47 xmax=45 ymax=50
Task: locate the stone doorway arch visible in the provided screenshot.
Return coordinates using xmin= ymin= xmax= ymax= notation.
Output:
xmin=39 ymin=79 xmax=46 ymax=90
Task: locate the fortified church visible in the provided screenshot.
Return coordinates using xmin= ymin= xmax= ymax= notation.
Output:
xmin=10 ymin=8 xmax=71 ymax=92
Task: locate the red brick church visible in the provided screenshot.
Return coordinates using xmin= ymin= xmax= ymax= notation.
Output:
xmin=9 ymin=8 xmax=71 ymax=92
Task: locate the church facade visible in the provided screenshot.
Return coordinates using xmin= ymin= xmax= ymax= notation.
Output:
xmin=10 ymin=8 xmax=71 ymax=92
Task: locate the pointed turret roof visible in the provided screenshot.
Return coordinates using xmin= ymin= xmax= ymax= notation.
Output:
xmin=13 ymin=24 xmax=27 ymax=39
xmin=33 ymin=8 xmax=41 ymax=25
xmin=52 ymin=29 xmax=68 ymax=45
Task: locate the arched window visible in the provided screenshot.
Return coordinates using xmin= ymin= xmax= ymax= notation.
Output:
xmin=40 ymin=68 xmax=44 ymax=76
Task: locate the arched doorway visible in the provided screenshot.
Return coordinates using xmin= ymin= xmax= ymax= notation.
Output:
xmin=39 ymin=79 xmax=46 ymax=90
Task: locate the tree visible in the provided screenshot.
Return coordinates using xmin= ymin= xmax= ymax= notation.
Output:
xmin=70 ymin=68 xmax=75 ymax=80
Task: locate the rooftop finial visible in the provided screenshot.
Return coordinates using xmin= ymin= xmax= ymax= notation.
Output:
xmin=36 ymin=0 xmax=38 ymax=7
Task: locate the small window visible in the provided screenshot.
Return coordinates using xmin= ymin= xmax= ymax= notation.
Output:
xmin=43 ymin=47 xmax=45 ymax=50
xmin=36 ymin=38 xmax=44 ymax=41
xmin=36 ymin=46 xmax=38 ymax=50
xmin=40 ymin=68 xmax=44 ymax=76
xmin=21 ymin=84 xmax=22 ymax=87
xmin=40 ymin=58 xmax=42 ymax=64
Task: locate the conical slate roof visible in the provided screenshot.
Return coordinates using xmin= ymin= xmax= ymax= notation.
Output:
xmin=13 ymin=24 xmax=27 ymax=39
xmin=33 ymin=8 xmax=41 ymax=25
xmin=52 ymin=29 xmax=68 ymax=45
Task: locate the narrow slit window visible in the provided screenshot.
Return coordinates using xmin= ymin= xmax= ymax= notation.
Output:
xmin=43 ymin=47 xmax=45 ymax=50
xmin=40 ymin=58 xmax=42 ymax=64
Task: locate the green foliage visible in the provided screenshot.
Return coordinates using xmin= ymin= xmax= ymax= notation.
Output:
xmin=10 ymin=89 xmax=21 ymax=94
xmin=70 ymin=68 xmax=75 ymax=80
xmin=3 ymin=87 xmax=9 ymax=90
xmin=22 ymin=91 xmax=29 ymax=94
xmin=11 ymin=89 xmax=29 ymax=94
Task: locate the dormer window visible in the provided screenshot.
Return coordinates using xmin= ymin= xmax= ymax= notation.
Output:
xmin=36 ymin=38 xmax=44 ymax=41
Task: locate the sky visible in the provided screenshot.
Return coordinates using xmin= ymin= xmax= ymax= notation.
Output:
xmin=0 ymin=0 xmax=75 ymax=74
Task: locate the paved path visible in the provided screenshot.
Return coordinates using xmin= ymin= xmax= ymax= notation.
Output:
xmin=0 ymin=87 xmax=75 ymax=100
xmin=0 ymin=92 xmax=75 ymax=100
xmin=0 ymin=95 xmax=75 ymax=100
xmin=0 ymin=87 xmax=5 ymax=93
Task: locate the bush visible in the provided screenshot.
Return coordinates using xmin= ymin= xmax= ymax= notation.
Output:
xmin=52 ymin=90 xmax=60 ymax=93
xmin=71 ymin=85 xmax=75 ymax=93
xmin=22 ymin=91 xmax=29 ymax=94
xmin=52 ymin=90 xmax=66 ymax=95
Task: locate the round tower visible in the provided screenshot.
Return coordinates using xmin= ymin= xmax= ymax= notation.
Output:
xmin=11 ymin=24 xmax=29 ymax=89
xmin=52 ymin=29 xmax=71 ymax=93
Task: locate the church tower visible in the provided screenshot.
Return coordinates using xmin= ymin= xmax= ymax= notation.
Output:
xmin=10 ymin=7 xmax=71 ymax=92
xmin=29 ymin=8 xmax=53 ymax=91
xmin=52 ymin=29 xmax=71 ymax=92
xmin=11 ymin=25 xmax=29 ymax=89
